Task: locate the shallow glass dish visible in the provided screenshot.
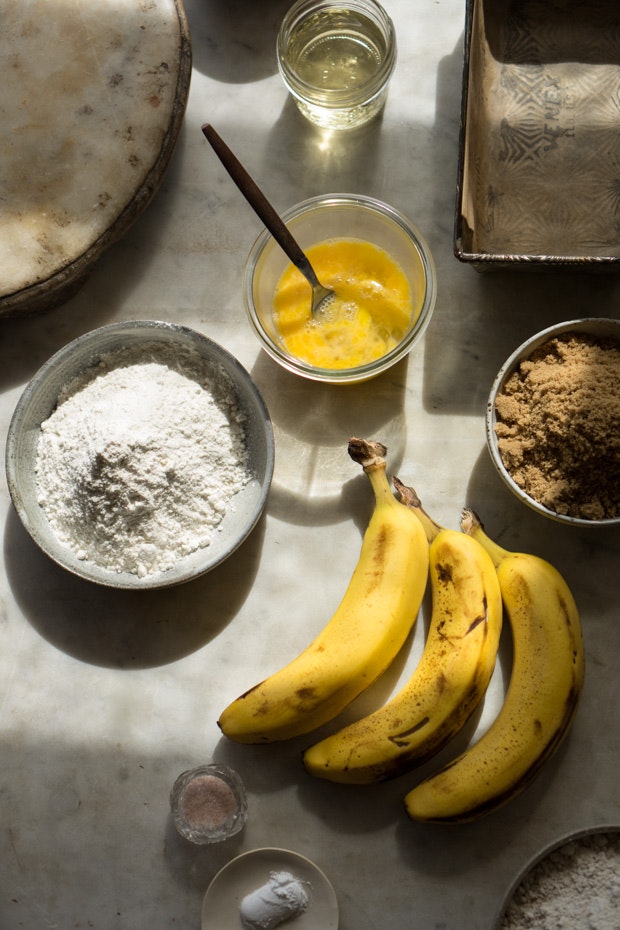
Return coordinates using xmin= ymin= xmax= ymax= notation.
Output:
xmin=5 ymin=320 xmax=275 ymax=589
xmin=486 ymin=318 xmax=620 ymax=527
xmin=170 ymin=764 xmax=248 ymax=845
xmin=243 ymin=193 xmax=437 ymax=384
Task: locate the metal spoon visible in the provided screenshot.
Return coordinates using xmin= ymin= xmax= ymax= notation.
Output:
xmin=201 ymin=124 xmax=334 ymax=316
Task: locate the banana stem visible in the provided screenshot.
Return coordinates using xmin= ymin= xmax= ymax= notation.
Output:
xmin=460 ymin=507 xmax=508 ymax=567
xmin=348 ymin=438 xmax=401 ymax=509
xmin=392 ymin=476 xmax=441 ymax=542
xmin=348 ymin=437 xmax=388 ymax=472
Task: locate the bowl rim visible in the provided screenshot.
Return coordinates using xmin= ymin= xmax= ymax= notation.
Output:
xmin=492 ymin=824 xmax=620 ymax=929
xmin=486 ymin=317 xmax=620 ymax=527
xmin=243 ymin=192 xmax=437 ymax=384
xmin=5 ymin=319 xmax=275 ymax=589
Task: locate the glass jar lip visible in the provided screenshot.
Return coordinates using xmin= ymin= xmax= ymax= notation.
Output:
xmin=277 ymin=0 xmax=397 ymax=106
xmin=243 ymin=193 xmax=437 ymax=384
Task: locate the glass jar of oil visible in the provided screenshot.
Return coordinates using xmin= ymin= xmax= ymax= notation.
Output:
xmin=277 ymin=0 xmax=397 ymax=131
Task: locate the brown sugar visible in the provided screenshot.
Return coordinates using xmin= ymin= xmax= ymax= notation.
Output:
xmin=494 ymin=331 xmax=620 ymax=520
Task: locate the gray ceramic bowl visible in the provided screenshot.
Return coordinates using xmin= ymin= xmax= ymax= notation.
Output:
xmin=5 ymin=321 xmax=274 ymax=589
xmin=486 ymin=317 xmax=620 ymax=527
xmin=493 ymin=825 xmax=620 ymax=929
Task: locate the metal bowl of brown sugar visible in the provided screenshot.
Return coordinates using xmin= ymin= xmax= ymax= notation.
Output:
xmin=486 ymin=318 xmax=620 ymax=527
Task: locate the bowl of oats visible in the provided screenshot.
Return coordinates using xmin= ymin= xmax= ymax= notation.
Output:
xmin=486 ymin=318 xmax=620 ymax=526
xmin=494 ymin=826 xmax=620 ymax=930
xmin=5 ymin=321 xmax=275 ymax=588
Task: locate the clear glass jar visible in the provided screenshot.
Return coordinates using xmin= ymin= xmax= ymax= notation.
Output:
xmin=170 ymin=764 xmax=248 ymax=844
xmin=277 ymin=0 xmax=397 ymax=131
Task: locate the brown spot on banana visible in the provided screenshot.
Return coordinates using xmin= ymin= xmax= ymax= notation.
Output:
xmin=436 ymin=562 xmax=453 ymax=584
xmin=466 ymin=612 xmax=487 ymax=635
xmin=389 ymin=718 xmax=431 ymax=746
xmin=296 ymin=687 xmax=317 ymax=702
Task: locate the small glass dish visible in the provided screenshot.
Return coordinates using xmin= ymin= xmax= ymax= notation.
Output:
xmin=243 ymin=193 xmax=437 ymax=385
xmin=277 ymin=0 xmax=397 ymax=130
xmin=170 ymin=764 xmax=248 ymax=845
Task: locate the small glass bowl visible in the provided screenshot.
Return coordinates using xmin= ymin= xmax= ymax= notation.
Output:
xmin=486 ymin=317 xmax=620 ymax=527
xmin=277 ymin=0 xmax=397 ymax=131
xmin=243 ymin=193 xmax=437 ymax=384
xmin=170 ymin=764 xmax=248 ymax=845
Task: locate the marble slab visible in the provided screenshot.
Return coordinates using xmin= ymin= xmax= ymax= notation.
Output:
xmin=0 ymin=1 xmax=619 ymax=929
xmin=0 ymin=0 xmax=191 ymax=316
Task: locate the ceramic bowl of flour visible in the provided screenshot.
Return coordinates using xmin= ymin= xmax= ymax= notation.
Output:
xmin=5 ymin=320 xmax=275 ymax=589
xmin=486 ymin=318 xmax=620 ymax=527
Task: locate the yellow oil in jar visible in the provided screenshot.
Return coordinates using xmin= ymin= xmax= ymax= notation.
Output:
xmin=272 ymin=238 xmax=413 ymax=369
xmin=278 ymin=1 xmax=396 ymax=128
xmin=289 ymin=10 xmax=385 ymax=92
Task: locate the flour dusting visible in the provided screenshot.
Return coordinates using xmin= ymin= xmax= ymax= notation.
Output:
xmin=35 ymin=341 xmax=250 ymax=577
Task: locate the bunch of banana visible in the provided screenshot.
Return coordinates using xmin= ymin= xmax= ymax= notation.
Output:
xmin=218 ymin=438 xmax=429 ymax=743
xmin=303 ymin=481 xmax=503 ymax=784
xmin=404 ymin=508 xmax=585 ymax=823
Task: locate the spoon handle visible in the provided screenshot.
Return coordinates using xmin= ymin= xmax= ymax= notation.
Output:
xmin=201 ymin=124 xmax=321 ymax=289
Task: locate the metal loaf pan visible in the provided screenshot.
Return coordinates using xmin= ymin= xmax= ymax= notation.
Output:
xmin=454 ymin=0 xmax=620 ymax=271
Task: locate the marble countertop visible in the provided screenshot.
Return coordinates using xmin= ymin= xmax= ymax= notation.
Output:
xmin=1 ymin=1 xmax=619 ymax=928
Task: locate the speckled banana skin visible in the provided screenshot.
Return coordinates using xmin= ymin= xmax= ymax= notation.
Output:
xmin=218 ymin=440 xmax=429 ymax=744
xmin=303 ymin=485 xmax=502 ymax=784
xmin=404 ymin=509 xmax=585 ymax=823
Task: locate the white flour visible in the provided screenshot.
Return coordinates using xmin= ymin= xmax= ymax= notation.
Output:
xmin=35 ymin=341 xmax=250 ymax=578
xmin=500 ymin=831 xmax=620 ymax=930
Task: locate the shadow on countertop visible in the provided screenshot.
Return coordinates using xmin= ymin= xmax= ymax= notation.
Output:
xmin=183 ymin=0 xmax=292 ymax=83
xmin=2 ymin=503 xmax=267 ymax=670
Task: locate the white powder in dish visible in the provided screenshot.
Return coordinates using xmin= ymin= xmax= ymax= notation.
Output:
xmin=239 ymin=870 xmax=310 ymax=930
xmin=35 ymin=341 xmax=250 ymax=578
xmin=500 ymin=831 xmax=620 ymax=929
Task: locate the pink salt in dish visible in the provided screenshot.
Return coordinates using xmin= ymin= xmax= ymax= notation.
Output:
xmin=170 ymin=764 xmax=247 ymax=844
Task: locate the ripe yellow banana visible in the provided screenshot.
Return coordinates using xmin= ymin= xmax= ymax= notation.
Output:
xmin=303 ymin=481 xmax=502 ymax=784
xmin=218 ymin=439 xmax=429 ymax=743
xmin=404 ymin=508 xmax=585 ymax=823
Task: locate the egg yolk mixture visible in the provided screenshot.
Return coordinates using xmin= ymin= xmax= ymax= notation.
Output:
xmin=272 ymin=238 xmax=414 ymax=369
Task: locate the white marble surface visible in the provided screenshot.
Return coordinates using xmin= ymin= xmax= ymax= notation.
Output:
xmin=1 ymin=1 xmax=619 ymax=928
